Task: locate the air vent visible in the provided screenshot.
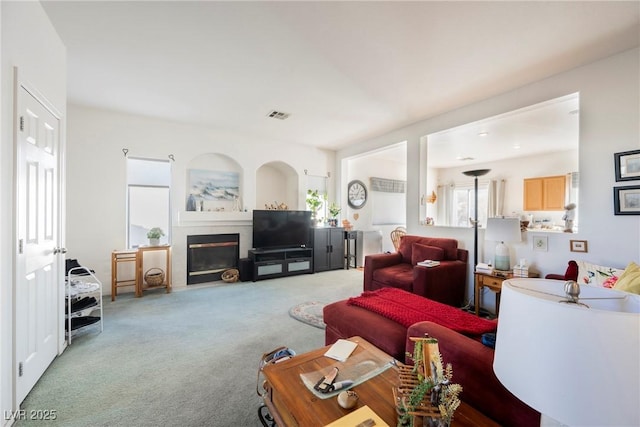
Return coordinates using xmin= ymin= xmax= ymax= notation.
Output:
xmin=267 ymin=110 xmax=290 ymax=120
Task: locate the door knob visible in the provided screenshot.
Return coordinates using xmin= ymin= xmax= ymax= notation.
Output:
xmin=53 ymin=247 xmax=67 ymax=254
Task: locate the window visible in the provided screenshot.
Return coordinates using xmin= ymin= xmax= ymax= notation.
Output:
xmin=451 ymin=184 xmax=488 ymax=228
xmin=127 ymin=158 xmax=171 ymax=248
xmin=370 ymin=177 xmax=406 ymax=225
xmin=306 ymin=174 xmax=328 ymax=221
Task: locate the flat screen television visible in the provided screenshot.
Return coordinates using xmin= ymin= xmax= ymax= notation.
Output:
xmin=252 ymin=210 xmax=312 ymax=250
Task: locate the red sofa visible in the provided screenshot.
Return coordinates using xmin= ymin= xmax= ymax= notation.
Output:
xmin=364 ymin=235 xmax=468 ymax=307
xmin=324 ymin=293 xmax=540 ymax=427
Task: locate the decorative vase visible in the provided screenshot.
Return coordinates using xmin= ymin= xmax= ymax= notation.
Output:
xmin=149 ymin=238 xmax=160 ymax=246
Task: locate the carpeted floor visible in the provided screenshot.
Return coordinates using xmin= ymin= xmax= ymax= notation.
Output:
xmin=16 ymin=269 xmax=363 ymax=427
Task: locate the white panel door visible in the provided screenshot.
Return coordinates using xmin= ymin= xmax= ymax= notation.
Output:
xmin=15 ymin=83 xmax=62 ymax=404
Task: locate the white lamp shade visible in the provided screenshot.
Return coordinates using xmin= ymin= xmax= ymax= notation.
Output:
xmin=484 ymin=217 xmax=521 ymax=243
xmin=485 ymin=218 xmax=521 ymax=270
xmin=494 ymin=279 xmax=640 ymax=426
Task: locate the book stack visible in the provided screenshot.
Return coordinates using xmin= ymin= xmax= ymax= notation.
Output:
xmin=476 ymin=262 xmax=494 ymax=275
xmin=513 ymin=263 xmax=529 ymax=277
xmin=417 ymin=260 xmax=440 ymax=267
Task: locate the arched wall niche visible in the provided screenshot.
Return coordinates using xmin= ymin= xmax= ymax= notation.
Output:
xmin=186 ymin=153 xmax=243 ymax=212
xmin=256 ymin=161 xmax=298 ymax=209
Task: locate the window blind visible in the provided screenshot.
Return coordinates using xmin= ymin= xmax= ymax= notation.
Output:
xmin=370 ymin=177 xmax=405 ymax=193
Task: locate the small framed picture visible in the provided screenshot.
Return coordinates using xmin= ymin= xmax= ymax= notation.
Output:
xmin=532 ymin=235 xmax=548 ymax=252
xmin=614 ymin=149 xmax=640 ymax=182
xmin=614 ymin=185 xmax=640 ymax=215
xmin=570 ymin=239 xmax=588 ymax=253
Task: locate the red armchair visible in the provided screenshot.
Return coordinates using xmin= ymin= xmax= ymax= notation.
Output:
xmin=364 ymin=235 xmax=468 ymax=307
xmin=545 ymin=260 xmax=578 ymax=281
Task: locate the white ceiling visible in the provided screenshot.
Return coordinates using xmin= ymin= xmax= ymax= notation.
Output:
xmin=428 ymin=93 xmax=579 ymax=168
xmin=41 ymin=1 xmax=639 ymax=151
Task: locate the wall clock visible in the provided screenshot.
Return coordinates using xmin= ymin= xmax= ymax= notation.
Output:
xmin=347 ymin=180 xmax=368 ymax=209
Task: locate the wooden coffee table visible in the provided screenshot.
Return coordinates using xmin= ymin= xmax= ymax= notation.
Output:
xmin=259 ymin=336 xmax=498 ymax=427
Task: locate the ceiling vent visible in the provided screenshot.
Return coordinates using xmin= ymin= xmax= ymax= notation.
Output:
xmin=267 ymin=110 xmax=290 ymax=120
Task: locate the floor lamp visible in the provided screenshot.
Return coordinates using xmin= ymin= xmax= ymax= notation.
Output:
xmin=462 ymin=169 xmax=490 ymax=310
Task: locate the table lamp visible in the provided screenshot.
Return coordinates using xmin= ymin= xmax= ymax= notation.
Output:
xmin=484 ymin=217 xmax=521 ymax=271
xmin=494 ymin=279 xmax=640 ymax=426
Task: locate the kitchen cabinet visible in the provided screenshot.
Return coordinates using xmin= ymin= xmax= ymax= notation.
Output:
xmin=523 ymin=175 xmax=566 ymax=211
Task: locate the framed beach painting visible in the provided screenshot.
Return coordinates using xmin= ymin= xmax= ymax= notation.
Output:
xmin=613 ymin=185 xmax=640 ymax=215
xmin=187 ymin=169 xmax=239 ymax=211
xmin=614 ymin=149 xmax=640 ymax=182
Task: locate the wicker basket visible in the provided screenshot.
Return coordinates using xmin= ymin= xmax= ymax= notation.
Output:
xmin=144 ymin=268 xmax=165 ymax=286
xmin=221 ymin=268 xmax=239 ymax=283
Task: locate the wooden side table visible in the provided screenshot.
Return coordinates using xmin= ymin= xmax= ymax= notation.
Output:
xmin=136 ymin=245 xmax=172 ymax=297
xmin=111 ymin=249 xmax=139 ymax=301
xmin=474 ymin=271 xmax=538 ymax=316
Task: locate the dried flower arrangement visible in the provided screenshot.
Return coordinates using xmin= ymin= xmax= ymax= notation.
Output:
xmin=395 ymin=336 xmax=462 ymax=427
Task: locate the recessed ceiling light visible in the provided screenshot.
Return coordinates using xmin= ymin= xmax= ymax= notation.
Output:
xmin=478 ymin=131 xmax=489 ymax=137
xmin=456 ymin=156 xmax=475 ymax=161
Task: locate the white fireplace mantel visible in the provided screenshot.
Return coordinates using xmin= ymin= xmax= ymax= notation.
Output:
xmin=171 ymin=212 xmax=253 ymax=289
xmin=176 ymin=210 xmax=253 ymax=227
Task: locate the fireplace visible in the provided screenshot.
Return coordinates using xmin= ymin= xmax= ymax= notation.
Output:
xmin=187 ymin=234 xmax=239 ymax=284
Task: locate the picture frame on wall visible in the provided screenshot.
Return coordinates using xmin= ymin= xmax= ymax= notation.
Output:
xmin=613 ymin=185 xmax=640 ymax=215
xmin=570 ymin=239 xmax=588 ymax=253
xmin=186 ymin=169 xmax=240 ymax=211
xmin=614 ymin=149 xmax=640 ymax=182
xmin=532 ymin=235 xmax=548 ymax=252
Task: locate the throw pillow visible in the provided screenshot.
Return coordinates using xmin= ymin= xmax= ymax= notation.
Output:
xmin=613 ymin=262 xmax=640 ymax=294
xmin=397 ymin=236 xmax=416 ymax=264
xmin=411 ymin=243 xmax=445 ymax=265
xmin=576 ymin=260 xmax=624 ymax=288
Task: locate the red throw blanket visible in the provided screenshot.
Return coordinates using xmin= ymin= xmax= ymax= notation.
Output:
xmin=347 ymin=288 xmax=497 ymax=336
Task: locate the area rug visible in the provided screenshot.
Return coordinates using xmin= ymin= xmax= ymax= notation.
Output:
xmin=289 ymin=301 xmax=326 ymax=329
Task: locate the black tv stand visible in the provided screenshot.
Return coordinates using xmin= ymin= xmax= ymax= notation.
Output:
xmin=248 ymin=247 xmax=313 ymax=281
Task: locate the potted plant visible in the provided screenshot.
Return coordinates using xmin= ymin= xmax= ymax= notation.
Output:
xmin=146 ymin=227 xmax=165 ymax=246
xmin=328 ymin=202 xmax=341 ymax=226
xmin=306 ymin=189 xmax=326 ymax=224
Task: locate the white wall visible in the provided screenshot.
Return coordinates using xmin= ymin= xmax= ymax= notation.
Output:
xmin=337 ymin=48 xmax=640 ymax=311
xmin=434 ymin=149 xmax=579 ymax=227
xmin=65 ymin=105 xmax=336 ymax=291
xmin=344 ymin=144 xmax=407 ymax=252
xmin=1 ymin=1 xmax=66 ymax=421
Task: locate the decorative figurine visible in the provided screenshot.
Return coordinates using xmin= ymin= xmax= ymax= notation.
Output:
xmin=186 ymin=194 xmax=197 ymax=211
xmin=563 ymin=203 xmax=576 ymax=232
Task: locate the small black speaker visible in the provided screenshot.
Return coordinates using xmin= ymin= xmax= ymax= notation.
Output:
xmin=238 ymin=258 xmax=253 ymax=282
